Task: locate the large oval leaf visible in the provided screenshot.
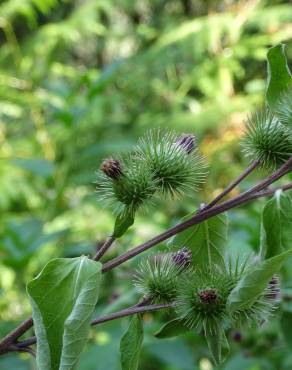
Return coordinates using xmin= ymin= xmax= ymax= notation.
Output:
xmin=171 ymin=212 xmax=228 ymax=269
xmin=27 ymin=256 xmax=102 ymax=370
xmin=260 ymin=190 xmax=292 ymax=259
xmin=266 ymin=44 xmax=292 ymax=109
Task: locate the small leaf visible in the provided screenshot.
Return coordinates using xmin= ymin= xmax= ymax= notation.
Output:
xmin=227 ymin=250 xmax=292 ymax=312
xmin=171 ymin=212 xmax=228 ymax=269
xmin=120 ymin=314 xmax=144 ymax=370
xmin=266 ymin=44 xmax=292 ymax=109
xmin=260 ymin=190 xmax=292 ymax=259
xmin=154 ymin=318 xmax=190 ymax=339
xmin=113 ymin=211 xmax=135 ymax=238
xmin=204 ymin=320 xmax=229 ymax=365
xmin=27 ymin=257 xmax=102 ymax=370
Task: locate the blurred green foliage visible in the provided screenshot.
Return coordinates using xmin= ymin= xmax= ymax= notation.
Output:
xmin=0 ymin=0 xmax=292 ymax=369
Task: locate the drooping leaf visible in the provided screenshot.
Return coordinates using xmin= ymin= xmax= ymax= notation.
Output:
xmin=154 ymin=318 xmax=190 ymax=339
xmin=260 ymin=190 xmax=292 ymax=259
xmin=204 ymin=320 xmax=229 ymax=365
xmin=227 ymin=250 xmax=292 ymax=312
xmin=113 ymin=211 xmax=135 ymax=238
xmin=171 ymin=212 xmax=228 ymax=269
xmin=120 ymin=314 xmax=144 ymax=370
xmin=266 ymin=44 xmax=292 ymax=109
xmin=27 ymin=257 xmax=102 ymax=370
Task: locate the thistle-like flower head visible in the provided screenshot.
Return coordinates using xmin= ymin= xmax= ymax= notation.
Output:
xmin=134 ymin=253 xmax=183 ymax=304
xmin=135 ymin=130 xmax=208 ymax=198
xmin=242 ymin=109 xmax=292 ymax=169
xmin=175 ymin=258 xmax=280 ymax=333
xmin=175 ymin=267 xmax=234 ymax=332
xmin=96 ymin=157 xmax=156 ymax=215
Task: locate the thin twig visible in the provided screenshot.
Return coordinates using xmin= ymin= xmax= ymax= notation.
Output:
xmin=7 ymin=344 xmax=36 ymax=357
xmin=102 ymin=159 xmax=292 ymax=273
xmin=203 ymin=160 xmax=260 ymax=210
xmin=254 ymin=183 xmax=292 ymax=198
xmin=8 ymin=303 xmax=173 ymax=351
xmin=238 ymin=157 xmax=292 ymax=197
xmin=91 ymin=302 xmax=173 ymax=325
xmin=0 ymin=317 xmax=33 ymax=354
xmin=93 ymin=236 xmax=116 ymax=261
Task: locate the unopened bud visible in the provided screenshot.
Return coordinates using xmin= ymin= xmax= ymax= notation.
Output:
xmin=175 ymin=134 xmax=196 ymax=154
xmin=231 ymin=330 xmax=243 ymax=343
xmin=172 ymin=247 xmax=192 ymax=268
xmin=265 ymin=275 xmax=281 ymax=301
xmin=198 ymin=288 xmax=218 ymax=304
xmin=100 ymin=158 xmax=123 ymax=179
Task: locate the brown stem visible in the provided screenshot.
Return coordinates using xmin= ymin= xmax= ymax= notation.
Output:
xmin=203 ymin=160 xmax=260 ymax=210
xmin=91 ymin=302 xmax=173 ymax=325
xmin=254 ymin=183 xmax=292 ymax=198
xmin=0 ymin=318 xmax=33 ymax=354
xmin=7 ymin=344 xmax=36 ymax=357
xmin=8 ymin=303 xmax=173 ymax=352
xmin=237 ymin=157 xmax=292 ymax=197
xmin=93 ymin=236 xmax=116 ymax=261
xmin=102 ymin=159 xmax=292 ymax=273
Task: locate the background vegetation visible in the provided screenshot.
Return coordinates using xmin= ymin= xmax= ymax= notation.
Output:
xmin=0 ymin=0 xmax=292 ymax=369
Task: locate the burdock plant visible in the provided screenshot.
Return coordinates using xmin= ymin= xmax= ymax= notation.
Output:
xmin=242 ymin=109 xmax=292 ymax=169
xmin=97 ymin=156 xmax=156 ymax=215
xmin=134 ymin=253 xmax=183 ymax=304
xmin=1 ymin=44 xmax=292 ymax=370
xmin=135 ymin=130 xmax=207 ymax=198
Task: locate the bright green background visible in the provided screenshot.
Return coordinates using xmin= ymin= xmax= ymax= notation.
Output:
xmin=0 ymin=0 xmax=292 ymax=369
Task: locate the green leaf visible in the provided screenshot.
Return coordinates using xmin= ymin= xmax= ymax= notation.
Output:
xmin=113 ymin=211 xmax=135 ymax=238
xmin=281 ymin=311 xmax=292 ymax=347
xmin=11 ymin=158 xmax=55 ymax=178
xmin=154 ymin=318 xmax=190 ymax=339
xmin=145 ymin=339 xmax=195 ymax=369
xmin=266 ymin=43 xmax=292 ymax=109
xmin=27 ymin=257 xmax=102 ymax=370
xmin=227 ymin=250 xmax=292 ymax=312
xmin=204 ymin=320 xmax=229 ymax=366
xmin=120 ymin=314 xmax=144 ymax=370
xmin=1 ymin=218 xmax=66 ymax=268
xmin=171 ymin=212 xmax=228 ymax=269
xmin=260 ymin=190 xmax=292 ymax=259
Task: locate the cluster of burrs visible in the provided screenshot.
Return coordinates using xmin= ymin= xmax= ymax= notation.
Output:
xmin=96 ymin=130 xmax=207 ymax=215
xmin=134 ymin=247 xmax=281 ymax=335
